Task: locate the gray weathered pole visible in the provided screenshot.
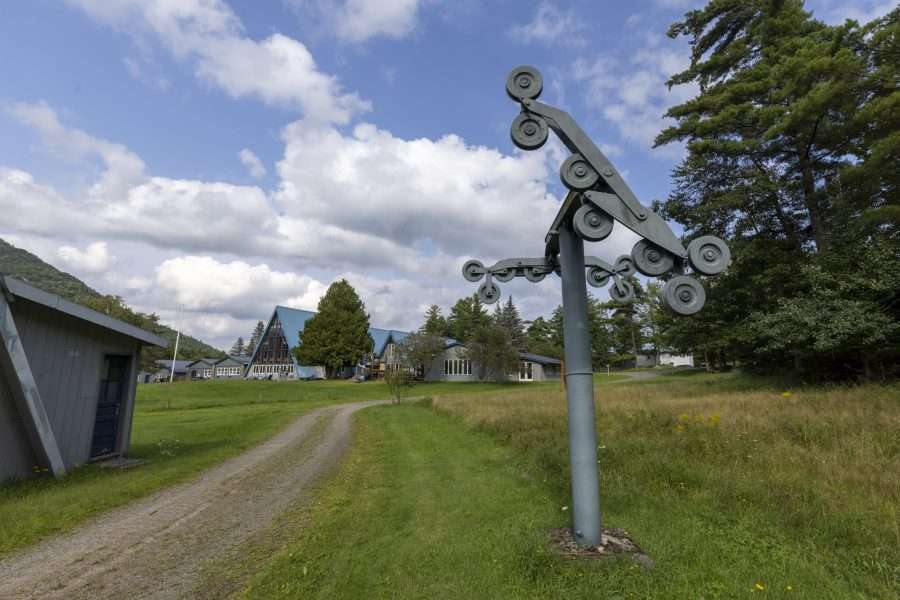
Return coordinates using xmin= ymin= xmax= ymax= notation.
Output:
xmin=557 ymin=220 xmax=602 ymax=545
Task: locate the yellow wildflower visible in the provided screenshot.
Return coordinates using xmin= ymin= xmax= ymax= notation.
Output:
xmin=755 ymin=582 xmax=765 ymax=591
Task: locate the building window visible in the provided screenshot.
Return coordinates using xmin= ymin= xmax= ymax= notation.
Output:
xmin=519 ymin=362 xmax=533 ymax=381
xmin=444 ymin=358 xmax=472 ymax=377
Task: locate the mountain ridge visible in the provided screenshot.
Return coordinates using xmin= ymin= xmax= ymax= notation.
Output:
xmin=0 ymin=238 xmax=224 ymax=366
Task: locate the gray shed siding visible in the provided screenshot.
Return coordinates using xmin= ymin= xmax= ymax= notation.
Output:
xmin=0 ymin=297 xmax=140 ymax=481
xmin=0 ymin=374 xmax=37 ymax=478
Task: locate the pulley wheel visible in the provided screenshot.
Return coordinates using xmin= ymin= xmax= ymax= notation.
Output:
xmin=462 ymin=259 xmax=485 ymax=282
xmin=524 ymin=267 xmax=546 ymax=282
xmin=609 ymin=278 xmax=635 ymax=304
xmin=586 ymin=266 xmax=611 ymax=288
xmin=494 ymin=268 xmax=515 ymax=282
xmin=631 ymin=239 xmax=675 ymax=276
xmin=506 ymin=65 xmax=543 ymax=101
xmin=572 ymin=204 xmax=614 ymax=241
xmin=687 ymin=236 xmax=730 ymax=275
xmin=510 ymin=112 xmax=549 ymax=150
xmin=478 ymin=280 xmax=501 ymax=304
xmin=663 ymin=276 xmax=706 ymax=315
xmin=560 ymin=153 xmax=599 ymax=191
xmin=614 ymin=255 xmax=636 ymax=277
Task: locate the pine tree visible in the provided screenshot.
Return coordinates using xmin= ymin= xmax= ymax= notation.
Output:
xmin=230 ymin=337 xmax=245 ymax=357
xmin=294 ymin=279 xmax=372 ymax=378
xmin=246 ymin=321 xmax=265 ymax=357
xmin=547 ymin=294 xmax=614 ymax=369
xmin=421 ymin=304 xmax=449 ymax=337
xmin=492 ymin=297 xmax=526 ymax=351
xmin=653 ymin=2 xmax=900 ymax=378
xmin=465 ymin=321 xmax=519 ymax=382
xmin=447 ymin=294 xmax=490 ymax=342
xmin=526 ymin=316 xmax=561 ymax=358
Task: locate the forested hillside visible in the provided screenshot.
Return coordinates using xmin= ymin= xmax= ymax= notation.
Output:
xmin=0 ymin=239 xmax=224 ymax=367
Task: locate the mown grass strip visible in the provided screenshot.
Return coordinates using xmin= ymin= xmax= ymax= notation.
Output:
xmin=0 ymin=379 xmax=553 ymax=557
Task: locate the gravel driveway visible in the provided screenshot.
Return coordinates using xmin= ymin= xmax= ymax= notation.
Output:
xmin=0 ymin=400 xmax=383 ymax=600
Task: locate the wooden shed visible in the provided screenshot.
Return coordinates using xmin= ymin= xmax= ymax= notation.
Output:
xmin=0 ymin=276 xmax=166 ymax=481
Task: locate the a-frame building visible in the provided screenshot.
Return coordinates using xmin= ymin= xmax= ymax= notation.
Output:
xmin=245 ymin=306 xmax=409 ymax=380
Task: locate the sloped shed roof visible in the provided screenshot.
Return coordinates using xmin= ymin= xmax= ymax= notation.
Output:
xmin=3 ymin=276 xmax=166 ymax=347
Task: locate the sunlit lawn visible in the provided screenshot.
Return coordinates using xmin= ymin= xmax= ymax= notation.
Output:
xmin=246 ymin=372 xmax=900 ymax=599
xmin=0 ymin=378 xmax=546 ymax=557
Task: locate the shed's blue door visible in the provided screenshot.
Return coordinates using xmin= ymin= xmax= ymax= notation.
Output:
xmin=90 ymin=355 xmax=129 ymax=458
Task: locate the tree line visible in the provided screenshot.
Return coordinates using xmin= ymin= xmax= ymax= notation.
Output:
xmin=650 ymin=1 xmax=898 ymax=380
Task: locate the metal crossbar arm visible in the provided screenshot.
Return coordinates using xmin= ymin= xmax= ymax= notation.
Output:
xmin=522 ymin=98 xmax=649 ymax=223
xmin=583 ymin=191 xmax=687 ymax=259
xmin=462 ymin=252 xmax=640 ymax=305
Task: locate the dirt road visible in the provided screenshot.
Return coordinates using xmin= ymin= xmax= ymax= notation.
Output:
xmin=0 ymin=400 xmax=383 ymax=600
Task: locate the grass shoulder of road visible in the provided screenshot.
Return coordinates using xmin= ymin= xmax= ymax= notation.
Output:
xmin=0 ymin=379 xmax=548 ymax=557
xmin=244 ymin=373 xmax=900 ymax=599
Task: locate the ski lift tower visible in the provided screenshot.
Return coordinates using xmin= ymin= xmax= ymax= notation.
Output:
xmin=461 ymin=66 xmax=731 ymax=546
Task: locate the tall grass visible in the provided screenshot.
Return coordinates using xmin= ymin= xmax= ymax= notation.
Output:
xmin=431 ymin=372 xmax=900 ymax=596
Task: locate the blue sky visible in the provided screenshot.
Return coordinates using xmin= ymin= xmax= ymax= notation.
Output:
xmin=1 ymin=0 xmax=893 ymax=349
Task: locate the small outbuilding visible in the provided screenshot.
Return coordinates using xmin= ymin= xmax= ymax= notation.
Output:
xmin=0 ymin=276 xmax=166 ymax=481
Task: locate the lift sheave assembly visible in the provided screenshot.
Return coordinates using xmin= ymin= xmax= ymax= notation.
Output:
xmin=462 ymin=65 xmax=731 ymax=316
xmin=460 ymin=66 xmax=733 ymax=547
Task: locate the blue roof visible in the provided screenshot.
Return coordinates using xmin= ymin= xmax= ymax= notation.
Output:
xmin=274 ymin=306 xmax=317 ymax=348
xmin=370 ymin=328 xmax=411 ymax=357
xmin=247 ymin=306 xmax=409 ymax=376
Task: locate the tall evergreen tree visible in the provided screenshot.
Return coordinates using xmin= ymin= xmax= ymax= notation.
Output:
xmin=654 ymin=1 xmax=899 ymax=378
xmin=294 ymin=280 xmax=373 ymax=377
xmin=548 ymin=294 xmax=614 ymax=369
xmin=492 ymin=297 xmax=527 ymax=351
xmin=447 ymin=294 xmax=490 ymax=342
xmin=526 ymin=316 xmax=561 ymax=358
xmin=421 ymin=304 xmax=450 ymax=337
xmin=246 ymin=321 xmax=265 ymax=357
xmin=230 ymin=337 xmax=245 ymax=357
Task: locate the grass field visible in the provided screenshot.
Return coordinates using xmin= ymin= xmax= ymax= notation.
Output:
xmin=0 ymin=378 xmax=549 ymax=557
xmin=246 ymin=372 xmax=900 ymax=599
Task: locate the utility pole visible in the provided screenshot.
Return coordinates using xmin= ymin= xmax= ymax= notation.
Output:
xmin=169 ymin=305 xmax=183 ymax=384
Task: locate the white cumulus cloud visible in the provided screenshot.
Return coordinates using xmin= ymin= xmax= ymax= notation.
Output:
xmin=573 ymin=35 xmax=697 ymax=158
xmin=155 ymin=256 xmax=329 ymax=319
xmin=508 ymin=2 xmax=587 ymax=47
xmin=64 ymin=0 xmax=369 ymax=123
xmin=58 ymin=242 xmax=115 ymax=274
xmin=238 ymin=149 xmax=266 ymax=178
xmin=4 ymin=101 xmax=574 ymax=348
xmin=288 ymin=0 xmax=425 ymax=43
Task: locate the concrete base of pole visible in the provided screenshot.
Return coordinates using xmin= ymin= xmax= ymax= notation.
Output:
xmin=558 ymin=222 xmax=602 ymax=546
